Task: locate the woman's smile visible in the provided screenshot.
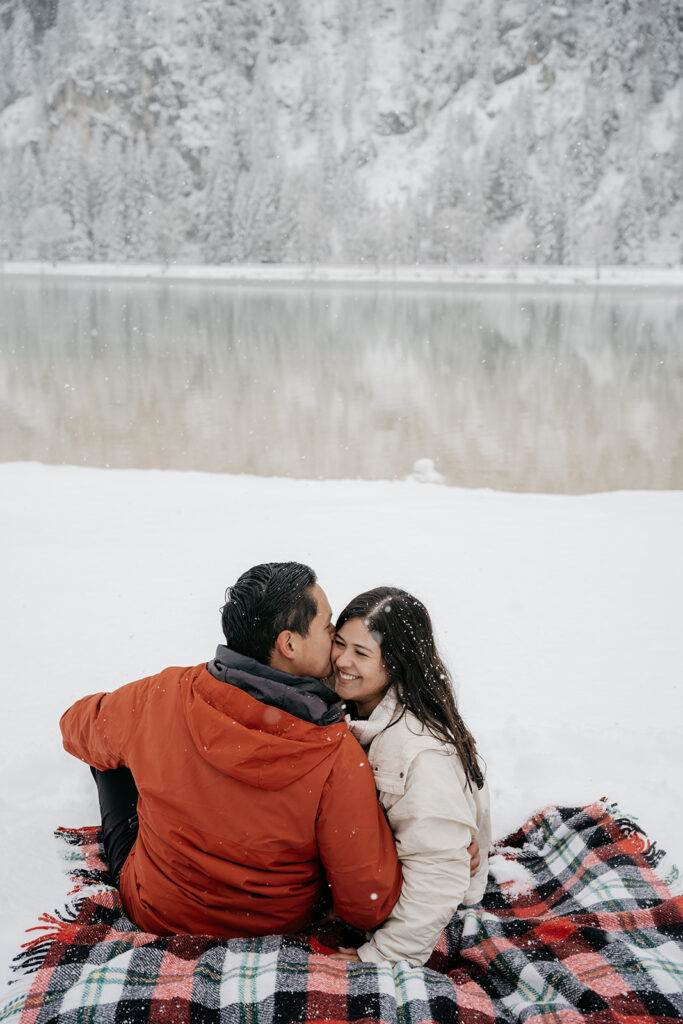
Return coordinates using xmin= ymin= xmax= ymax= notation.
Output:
xmin=336 ymin=669 xmax=360 ymax=682
xmin=332 ymin=618 xmax=390 ymax=716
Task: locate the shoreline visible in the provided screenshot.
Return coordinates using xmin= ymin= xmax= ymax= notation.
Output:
xmin=2 ymin=260 xmax=683 ymax=288
xmin=2 ymin=459 xmax=681 ymax=497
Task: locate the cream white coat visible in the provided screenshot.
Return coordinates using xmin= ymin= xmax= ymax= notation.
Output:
xmin=347 ymin=688 xmax=491 ymax=966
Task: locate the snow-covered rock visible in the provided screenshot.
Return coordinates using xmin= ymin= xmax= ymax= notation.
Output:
xmin=409 ymin=458 xmax=445 ymax=484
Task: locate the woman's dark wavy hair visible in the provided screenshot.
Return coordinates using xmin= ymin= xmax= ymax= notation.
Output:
xmin=336 ymin=587 xmax=484 ymax=791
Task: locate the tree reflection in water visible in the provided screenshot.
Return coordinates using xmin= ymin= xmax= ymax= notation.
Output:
xmin=0 ymin=277 xmax=681 ymax=493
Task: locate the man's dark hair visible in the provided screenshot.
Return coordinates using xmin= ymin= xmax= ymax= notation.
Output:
xmin=221 ymin=562 xmax=318 ymax=664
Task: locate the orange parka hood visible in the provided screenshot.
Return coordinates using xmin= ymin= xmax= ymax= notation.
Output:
xmin=185 ymin=648 xmax=345 ymax=789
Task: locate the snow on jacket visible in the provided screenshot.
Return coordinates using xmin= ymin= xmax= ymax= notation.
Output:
xmin=346 ymin=687 xmax=491 ymax=966
xmin=60 ymin=648 xmax=402 ymax=938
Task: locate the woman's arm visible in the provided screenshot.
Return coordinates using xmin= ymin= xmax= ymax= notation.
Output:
xmin=356 ymin=747 xmax=480 ymax=967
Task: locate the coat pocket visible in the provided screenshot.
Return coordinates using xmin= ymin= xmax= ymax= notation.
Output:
xmin=371 ymin=765 xmax=407 ymax=796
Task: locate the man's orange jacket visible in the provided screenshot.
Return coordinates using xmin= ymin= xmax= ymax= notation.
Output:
xmin=60 ymin=656 xmax=401 ymax=938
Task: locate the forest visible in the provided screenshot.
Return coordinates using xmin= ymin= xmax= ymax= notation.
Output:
xmin=0 ymin=0 xmax=681 ymax=265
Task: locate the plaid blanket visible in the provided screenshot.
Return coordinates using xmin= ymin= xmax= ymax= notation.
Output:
xmin=2 ymin=799 xmax=682 ymax=1023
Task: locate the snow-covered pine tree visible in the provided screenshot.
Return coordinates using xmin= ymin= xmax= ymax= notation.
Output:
xmin=7 ymin=5 xmax=35 ymax=102
xmin=203 ymin=116 xmax=241 ymax=263
xmin=91 ymin=134 xmax=127 ymax=261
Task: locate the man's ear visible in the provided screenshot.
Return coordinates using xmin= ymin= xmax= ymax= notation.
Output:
xmin=274 ymin=630 xmax=297 ymax=662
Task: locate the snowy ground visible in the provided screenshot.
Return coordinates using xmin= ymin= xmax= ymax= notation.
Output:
xmin=2 ymin=462 xmax=682 ymax=993
xmin=2 ymin=261 xmax=683 ymax=287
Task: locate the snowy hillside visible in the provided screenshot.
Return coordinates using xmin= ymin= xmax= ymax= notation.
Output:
xmin=0 ymin=0 xmax=682 ymax=265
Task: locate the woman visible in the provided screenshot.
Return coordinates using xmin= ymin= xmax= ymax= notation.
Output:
xmin=329 ymin=587 xmax=491 ymax=967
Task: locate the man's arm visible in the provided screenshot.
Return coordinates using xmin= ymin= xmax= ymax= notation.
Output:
xmin=60 ymin=677 xmax=148 ymax=770
xmin=316 ymin=733 xmax=402 ymax=931
xmin=468 ymin=838 xmax=481 ymax=876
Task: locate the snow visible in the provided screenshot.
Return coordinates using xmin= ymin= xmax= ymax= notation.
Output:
xmin=488 ymin=853 xmax=535 ymax=898
xmin=2 ymin=260 xmax=683 ymax=286
xmin=1 ymin=461 xmax=682 ymax=993
xmin=0 ymin=97 xmax=39 ymax=149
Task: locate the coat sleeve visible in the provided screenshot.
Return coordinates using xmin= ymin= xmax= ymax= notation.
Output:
xmin=60 ymin=677 xmax=151 ymax=770
xmin=463 ymin=778 xmax=491 ymax=906
xmin=315 ymin=732 xmax=402 ymax=931
xmin=356 ymin=747 xmax=478 ymax=966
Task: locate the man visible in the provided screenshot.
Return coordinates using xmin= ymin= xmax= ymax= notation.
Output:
xmin=60 ymin=562 xmax=402 ymax=938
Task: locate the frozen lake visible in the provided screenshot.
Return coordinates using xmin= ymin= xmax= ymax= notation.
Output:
xmin=1 ymin=275 xmax=681 ymax=492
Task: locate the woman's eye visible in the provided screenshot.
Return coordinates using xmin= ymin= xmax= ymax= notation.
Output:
xmin=356 ymin=650 xmax=368 ymax=657
xmin=333 ymin=636 xmax=344 ymax=647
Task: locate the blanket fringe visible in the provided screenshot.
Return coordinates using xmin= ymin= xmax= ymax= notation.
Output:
xmin=611 ymin=814 xmax=666 ymax=867
xmin=8 ymin=901 xmax=90 ymax=983
xmin=23 ymin=904 xmax=88 ymax=941
xmin=55 ymin=825 xmax=102 ymax=845
xmin=601 ymin=798 xmax=681 ymax=887
xmin=6 ymin=829 xmax=111 ymax=986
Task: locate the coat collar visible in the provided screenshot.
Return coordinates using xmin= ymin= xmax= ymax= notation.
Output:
xmin=345 ymin=687 xmax=401 ymax=750
xmin=207 ymin=645 xmax=342 ymax=726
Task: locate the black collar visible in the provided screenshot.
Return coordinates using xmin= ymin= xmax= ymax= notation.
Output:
xmin=207 ymin=646 xmax=342 ymax=727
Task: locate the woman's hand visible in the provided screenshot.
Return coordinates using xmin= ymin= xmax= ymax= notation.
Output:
xmin=328 ymin=947 xmax=361 ymax=962
xmin=467 ymin=837 xmax=481 ymax=877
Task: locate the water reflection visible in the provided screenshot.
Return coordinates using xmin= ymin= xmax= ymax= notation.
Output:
xmin=0 ymin=277 xmax=681 ymax=492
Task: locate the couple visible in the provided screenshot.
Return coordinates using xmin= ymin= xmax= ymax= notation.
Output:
xmin=60 ymin=562 xmax=490 ymax=967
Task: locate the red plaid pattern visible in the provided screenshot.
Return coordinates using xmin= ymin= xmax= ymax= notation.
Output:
xmin=2 ymin=800 xmax=682 ymax=1023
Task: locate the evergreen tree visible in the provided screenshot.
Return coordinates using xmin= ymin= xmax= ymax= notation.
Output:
xmin=114 ymin=0 xmax=138 ymax=79
xmin=670 ymin=82 xmax=683 ymax=211
xmin=222 ymin=0 xmax=265 ymax=79
xmin=401 ymin=0 xmax=441 ymax=49
xmin=0 ymin=26 xmax=13 ymax=110
xmin=270 ymin=0 xmax=307 ymax=47
xmin=147 ymin=125 xmax=188 ymax=264
xmin=570 ymin=83 xmax=605 ymax=202
xmin=204 ymin=119 xmax=241 ymax=262
xmin=233 ymin=160 xmax=285 ymax=261
xmin=9 ymin=5 xmax=35 ymax=100
xmin=22 ymin=204 xmax=72 ymax=261
xmin=55 ymin=0 xmax=82 ymax=75
xmin=528 ymin=170 xmax=564 ymax=264
xmin=65 ymin=143 xmax=92 ymax=259
xmin=0 ymin=149 xmax=24 ymax=257
xmin=475 ymin=0 xmax=497 ymax=104
xmin=91 ymin=135 xmax=127 ymax=261
xmin=291 ymin=165 xmax=329 ymax=264
xmin=615 ymin=168 xmax=646 ymax=264
xmin=483 ymin=113 xmax=527 ymax=224
xmin=18 ymin=147 xmax=43 ymax=217
xmin=645 ymin=0 xmax=679 ymax=103
xmin=123 ymin=134 xmax=153 ymax=259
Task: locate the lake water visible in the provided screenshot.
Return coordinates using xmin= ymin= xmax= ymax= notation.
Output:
xmin=1 ymin=275 xmax=681 ymax=493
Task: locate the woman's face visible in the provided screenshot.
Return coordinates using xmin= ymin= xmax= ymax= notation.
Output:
xmin=332 ymin=617 xmax=390 ymax=717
